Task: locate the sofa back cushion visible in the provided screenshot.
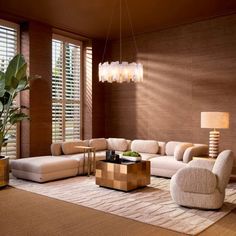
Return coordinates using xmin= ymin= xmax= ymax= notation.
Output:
xmin=51 ymin=143 xmax=62 ymax=156
xmin=89 ymin=138 xmax=107 ymax=151
xmin=62 ymin=140 xmax=88 ymax=155
xmin=107 ymin=138 xmax=128 ymax=151
xmin=174 ymin=143 xmax=193 ymax=161
xmin=131 ymin=140 xmax=159 ymax=154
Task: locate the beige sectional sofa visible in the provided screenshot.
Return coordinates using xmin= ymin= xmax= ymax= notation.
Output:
xmin=11 ymin=138 xmax=208 ymax=182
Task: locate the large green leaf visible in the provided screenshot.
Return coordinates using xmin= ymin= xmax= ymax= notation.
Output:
xmin=5 ymin=54 xmax=25 ymax=80
xmin=9 ymin=107 xmax=19 ymax=114
xmin=9 ymin=112 xmax=29 ymax=125
xmin=5 ymin=55 xmax=25 ymax=94
xmin=0 ymin=101 xmax=4 ymax=112
xmin=16 ymin=63 xmax=27 ymax=81
xmin=0 ymin=101 xmax=3 ymax=113
xmin=16 ymin=76 xmax=28 ymax=92
xmin=0 ymin=78 xmax=5 ymax=97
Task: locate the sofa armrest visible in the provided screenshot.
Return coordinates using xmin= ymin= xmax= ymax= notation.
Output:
xmin=175 ymin=167 xmax=217 ymax=194
xmin=157 ymin=141 xmax=166 ymax=155
xmin=188 ymin=159 xmax=215 ymax=171
xmin=183 ymin=145 xmax=208 ymax=163
xmin=51 ymin=143 xmax=62 ymax=156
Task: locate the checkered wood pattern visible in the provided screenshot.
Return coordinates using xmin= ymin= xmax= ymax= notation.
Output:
xmin=95 ymin=161 xmax=150 ymax=191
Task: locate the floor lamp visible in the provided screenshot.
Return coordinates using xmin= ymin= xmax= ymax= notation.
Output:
xmin=201 ymin=112 xmax=229 ymax=158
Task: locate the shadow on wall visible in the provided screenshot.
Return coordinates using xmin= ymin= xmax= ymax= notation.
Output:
xmin=105 ymin=44 xmax=194 ymax=142
xmin=104 ymin=15 xmax=236 ymax=169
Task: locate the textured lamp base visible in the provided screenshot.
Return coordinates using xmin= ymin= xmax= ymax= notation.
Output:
xmin=209 ymin=130 xmax=220 ymax=158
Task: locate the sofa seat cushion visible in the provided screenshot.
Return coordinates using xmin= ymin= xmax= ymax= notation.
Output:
xmin=11 ymin=156 xmax=79 ymax=182
xmin=131 ymin=140 xmax=159 ymax=154
xmin=139 ymin=153 xmax=160 ymax=161
xmin=150 ymin=156 xmax=187 ymax=177
xmin=11 ymin=156 xmax=79 ymax=174
xmin=94 ymin=151 xmax=107 ymax=161
xmin=66 ymin=151 xmax=107 ymax=175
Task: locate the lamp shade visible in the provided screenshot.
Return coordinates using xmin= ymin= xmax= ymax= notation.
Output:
xmin=201 ymin=112 xmax=229 ymax=129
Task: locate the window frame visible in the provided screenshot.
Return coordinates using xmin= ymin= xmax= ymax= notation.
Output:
xmin=52 ymin=34 xmax=83 ymax=142
xmin=0 ymin=18 xmax=20 ymax=159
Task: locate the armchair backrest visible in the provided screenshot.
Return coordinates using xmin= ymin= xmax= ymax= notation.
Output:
xmin=212 ymin=150 xmax=234 ymax=193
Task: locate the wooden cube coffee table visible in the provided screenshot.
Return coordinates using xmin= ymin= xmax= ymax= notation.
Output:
xmin=95 ymin=160 xmax=150 ymax=191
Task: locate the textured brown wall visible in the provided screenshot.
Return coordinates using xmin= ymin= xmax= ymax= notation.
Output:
xmin=91 ymin=40 xmax=106 ymax=138
xmin=21 ymin=21 xmax=52 ymax=157
xmin=105 ymin=14 xmax=236 ymax=167
xmin=83 ymin=41 xmax=93 ymax=139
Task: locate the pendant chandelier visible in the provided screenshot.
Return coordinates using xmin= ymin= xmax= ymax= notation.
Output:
xmin=99 ymin=0 xmax=143 ymax=83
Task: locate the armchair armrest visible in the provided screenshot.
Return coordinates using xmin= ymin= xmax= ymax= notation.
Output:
xmin=183 ymin=145 xmax=208 ymax=163
xmin=188 ymin=159 xmax=215 ymax=171
xmin=175 ymin=167 xmax=217 ymax=194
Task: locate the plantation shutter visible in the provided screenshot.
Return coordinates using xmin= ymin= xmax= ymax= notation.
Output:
xmin=52 ymin=40 xmax=63 ymax=142
xmin=52 ymin=37 xmax=81 ymax=143
xmin=0 ymin=20 xmax=19 ymax=159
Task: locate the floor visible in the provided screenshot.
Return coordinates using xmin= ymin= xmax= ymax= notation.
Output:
xmin=0 ymin=187 xmax=236 ymax=236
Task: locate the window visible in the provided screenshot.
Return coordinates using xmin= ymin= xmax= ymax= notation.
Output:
xmin=52 ymin=35 xmax=82 ymax=142
xmin=0 ymin=19 xmax=19 ymax=159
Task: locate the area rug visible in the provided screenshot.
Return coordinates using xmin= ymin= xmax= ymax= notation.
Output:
xmin=10 ymin=176 xmax=236 ymax=235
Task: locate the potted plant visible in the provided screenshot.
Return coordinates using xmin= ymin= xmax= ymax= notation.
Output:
xmin=122 ymin=151 xmax=141 ymax=162
xmin=0 ymin=54 xmax=30 ymax=187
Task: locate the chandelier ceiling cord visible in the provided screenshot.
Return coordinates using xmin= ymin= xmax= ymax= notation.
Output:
xmin=99 ymin=0 xmax=143 ymax=83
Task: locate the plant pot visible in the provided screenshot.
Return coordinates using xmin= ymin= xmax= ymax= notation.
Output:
xmin=0 ymin=156 xmax=9 ymax=188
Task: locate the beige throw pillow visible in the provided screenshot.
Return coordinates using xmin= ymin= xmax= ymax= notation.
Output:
xmin=174 ymin=143 xmax=193 ymax=161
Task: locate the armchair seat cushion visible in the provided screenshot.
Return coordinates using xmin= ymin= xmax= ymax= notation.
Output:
xmin=175 ymin=167 xmax=217 ymax=194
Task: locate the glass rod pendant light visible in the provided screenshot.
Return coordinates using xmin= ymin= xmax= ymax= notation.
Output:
xmin=99 ymin=0 xmax=143 ymax=83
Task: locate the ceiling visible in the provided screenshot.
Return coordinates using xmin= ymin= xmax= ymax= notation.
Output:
xmin=1 ymin=0 xmax=236 ymax=39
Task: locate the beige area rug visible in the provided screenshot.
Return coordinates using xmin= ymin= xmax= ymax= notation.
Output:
xmin=10 ymin=176 xmax=236 ymax=235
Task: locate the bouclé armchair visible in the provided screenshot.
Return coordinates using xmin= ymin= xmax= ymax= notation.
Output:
xmin=170 ymin=150 xmax=234 ymax=209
